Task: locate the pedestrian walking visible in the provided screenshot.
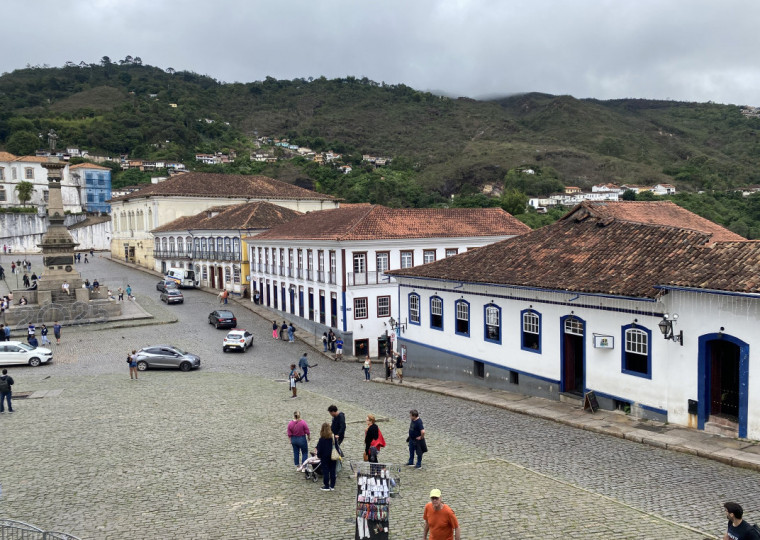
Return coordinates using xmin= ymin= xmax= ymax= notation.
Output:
xmin=396 ymin=353 xmax=405 ymax=384
xmin=322 ymin=332 xmax=328 ymax=352
xmin=84 ymin=255 xmax=89 ymax=263
xmin=27 ymin=323 xmax=35 ymax=343
xmin=10 ymin=262 xmax=15 ymax=274
xmin=118 ymin=287 xmax=124 ymax=301
xmin=288 ymin=364 xmax=300 ymax=398
xmin=316 ymin=422 xmax=337 ymax=492
xmin=288 ymin=322 xmax=296 ymax=343
xmin=23 ymin=273 xmax=30 ymax=288
xmin=723 ymin=502 xmax=759 ymax=540
xmin=385 ymin=353 xmax=394 ymax=381
xmin=407 ymin=409 xmax=426 ymax=469
xmin=126 ymin=284 xmax=133 ymax=300
xmin=328 ymin=329 xmax=336 ymax=352
xmin=298 ymin=353 xmax=310 ymax=382
xmin=335 ymin=336 xmax=343 ymax=359
xmin=40 ymin=324 xmax=50 ymax=346
xmin=363 ymin=356 xmax=371 ymax=381
xmin=0 ymin=369 xmax=14 ymax=413
xmin=128 ymin=350 xmax=139 ymax=379
xmin=4 ymin=323 xmax=11 ymax=341
xmin=272 ymin=320 xmax=279 ymax=339
xmin=423 ymin=488 xmax=460 ymax=540
xmin=328 ymin=404 xmax=346 ymax=447
xmin=287 ymin=411 xmax=310 ymax=468
xmin=364 ymin=414 xmax=380 ymax=461
xmin=280 ymin=321 xmax=288 ymax=341
xmin=53 ymin=321 xmax=61 ymax=345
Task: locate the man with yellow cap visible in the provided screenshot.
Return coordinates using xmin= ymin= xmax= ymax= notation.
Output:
xmin=423 ymin=488 xmax=460 ymax=540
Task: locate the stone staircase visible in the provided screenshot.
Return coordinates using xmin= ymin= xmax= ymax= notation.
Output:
xmin=50 ymin=290 xmax=78 ymax=306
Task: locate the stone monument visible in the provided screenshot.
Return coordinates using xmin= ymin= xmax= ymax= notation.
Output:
xmin=35 ymin=130 xmax=85 ymax=304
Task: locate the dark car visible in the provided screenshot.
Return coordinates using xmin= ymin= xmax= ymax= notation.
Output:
xmin=156 ymin=280 xmax=178 ymax=293
xmin=133 ymin=345 xmax=200 ymax=372
xmin=160 ymin=289 xmax=184 ymax=304
xmin=209 ymin=310 xmax=237 ymax=329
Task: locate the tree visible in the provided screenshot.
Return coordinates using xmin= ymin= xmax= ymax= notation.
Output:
xmin=6 ymin=131 xmax=40 ymax=155
xmin=500 ymin=189 xmax=529 ymax=215
xmin=15 ymin=181 xmax=34 ymax=206
xmin=621 ymin=189 xmax=637 ymax=201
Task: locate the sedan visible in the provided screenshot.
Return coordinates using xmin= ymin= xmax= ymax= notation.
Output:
xmin=223 ymin=329 xmax=253 ymax=352
xmin=208 ymin=310 xmax=237 ymax=329
xmin=0 ymin=341 xmax=53 ymax=367
xmin=133 ymin=345 xmax=200 ymax=372
xmin=160 ymin=289 xmax=184 ymax=304
xmin=156 ymin=280 xmax=178 ymax=293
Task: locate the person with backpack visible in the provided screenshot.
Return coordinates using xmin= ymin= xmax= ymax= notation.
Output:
xmin=723 ymin=502 xmax=760 ymax=540
xmin=128 ymin=350 xmax=138 ymax=380
xmin=0 ymin=369 xmax=14 ymax=413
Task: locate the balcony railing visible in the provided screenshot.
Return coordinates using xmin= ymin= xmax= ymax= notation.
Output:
xmin=328 ymin=271 xmax=337 ymax=285
xmin=317 ymin=270 xmax=325 ymax=283
xmin=347 ymin=271 xmax=394 ymax=286
xmin=153 ymin=250 xmax=192 ymax=259
xmin=305 ymin=269 xmax=313 ymax=281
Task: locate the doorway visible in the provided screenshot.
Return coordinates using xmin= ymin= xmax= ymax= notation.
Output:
xmin=217 ymin=267 xmax=223 ymax=290
xmin=209 ymin=266 xmax=216 ymax=289
xmin=561 ymin=315 xmax=585 ymax=395
xmin=355 ymin=339 xmax=369 ymax=358
xmin=698 ymin=334 xmax=748 ymax=438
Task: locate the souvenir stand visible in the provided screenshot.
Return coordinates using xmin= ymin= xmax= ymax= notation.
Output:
xmin=352 ymin=461 xmax=400 ymax=540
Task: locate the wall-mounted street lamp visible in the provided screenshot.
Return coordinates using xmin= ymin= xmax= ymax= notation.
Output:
xmin=388 ymin=316 xmax=407 ymax=334
xmin=658 ymin=313 xmax=683 ymax=346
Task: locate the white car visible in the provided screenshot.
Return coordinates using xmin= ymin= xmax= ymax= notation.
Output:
xmin=0 ymin=341 xmax=53 ymax=367
xmin=223 ymin=329 xmax=253 ymax=353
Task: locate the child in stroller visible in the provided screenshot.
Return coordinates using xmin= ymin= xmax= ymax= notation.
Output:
xmin=298 ymin=452 xmax=322 ymax=482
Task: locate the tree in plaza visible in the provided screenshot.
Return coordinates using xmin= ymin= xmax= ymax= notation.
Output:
xmin=15 ymin=181 xmax=34 ymax=206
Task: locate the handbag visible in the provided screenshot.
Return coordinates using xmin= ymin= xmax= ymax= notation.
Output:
xmin=331 ymin=448 xmax=341 ymax=461
xmin=416 ymin=438 xmax=428 ymax=454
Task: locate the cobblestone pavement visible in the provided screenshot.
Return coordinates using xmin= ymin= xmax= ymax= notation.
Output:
xmin=1 ymin=253 xmax=755 ymax=539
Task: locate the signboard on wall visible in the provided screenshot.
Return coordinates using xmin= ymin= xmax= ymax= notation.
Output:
xmin=593 ymin=335 xmax=614 ymax=349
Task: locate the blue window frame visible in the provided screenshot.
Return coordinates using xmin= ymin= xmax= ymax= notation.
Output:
xmin=455 ymin=299 xmax=470 ymax=337
xmin=409 ymin=293 xmax=421 ymax=325
xmin=621 ymin=324 xmax=652 ymax=379
xmin=520 ymin=309 xmax=542 ymax=353
xmin=484 ymin=303 xmax=501 ymax=344
xmin=430 ymin=296 xmax=443 ymax=331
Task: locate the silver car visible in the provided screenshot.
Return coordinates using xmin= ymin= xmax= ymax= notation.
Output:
xmin=133 ymin=345 xmax=200 ymax=372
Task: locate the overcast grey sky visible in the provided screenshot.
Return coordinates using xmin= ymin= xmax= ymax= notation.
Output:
xmin=4 ymin=0 xmax=758 ymax=105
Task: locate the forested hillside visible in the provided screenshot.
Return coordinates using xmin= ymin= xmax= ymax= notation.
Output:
xmin=2 ymin=58 xmax=760 ymax=236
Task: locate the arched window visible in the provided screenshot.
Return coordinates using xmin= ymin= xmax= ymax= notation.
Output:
xmin=430 ymin=296 xmax=443 ymax=330
xmin=147 ymin=208 xmax=153 ymax=229
xmin=0 ymin=186 xmax=6 ymax=202
xmin=521 ymin=309 xmax=541 ymax=353
xmin=120 ymin=212 xmax=127 ymax=231
xmin=186 ymin=237 xmax=192 ymax=253
xmin=484 ymin=304 xmax=501 ymax=343
xmin=409 ymin=293 xmax=421 ymax=325
xmin=224 ymin=266 xmax=231 ymax=283
xmin=455 ymin=300 xmax=470 ymax=336
xmin=622 ymin=325 xmax=651 ymax=378
xmin=224 ymin=237 xmax=232 ymax=252
xmin=112 ymin=213 xmax=118 ymax=231
xmin=216 ymin=237 xmax=224 ymax=255
xmin=176 ymin=237 xmax=184 ymax=253
xmin=162 ymin=237 xmax=168 ymax=251
xmin=169 ymin=237 xmax=175 ymax=254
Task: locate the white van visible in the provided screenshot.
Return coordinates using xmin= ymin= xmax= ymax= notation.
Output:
xmin=165 ymin=267 xmax=197 ymax=288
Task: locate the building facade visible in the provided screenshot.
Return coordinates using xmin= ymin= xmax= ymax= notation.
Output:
xmin=389 ymin=201 xmax=760 ymax=440
xmin=247 ymin=205 xmax=530 ymax=357
xmin=69 ymin=163 xmax=112 ymax=213
xmin=109 ymin=172 xmax=339 ymax=270
xmin=0 ymin=152 xmax=83 ymax=213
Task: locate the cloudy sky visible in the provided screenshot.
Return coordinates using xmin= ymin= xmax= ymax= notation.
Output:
xmin=4 ymin=0 xmax=758 ymax=105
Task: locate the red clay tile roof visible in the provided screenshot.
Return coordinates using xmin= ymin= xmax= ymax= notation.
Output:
xmin=68 ymin=215 xmax=112 ymax=230
xmin=13 ymin=156 xmax=50 ymax=163
xmin=152 ymin=201 xmax=302 ymax=233
xmin=0 ymin=151 xmax=18 ymax=161
xmin=109 ymin=172 xmax=336 ymax=202
xmin=563 ymin=201 xmax=744 ymax=242
xmin=69 ymin=163 xmax=111 ymax=171
xmin=662 ymin=241 xmax=760 ymax=294
xmin=255 ymin=205 xmax=530 ymax=241
xmin=388 ymin=216 xmax=718 ymax=298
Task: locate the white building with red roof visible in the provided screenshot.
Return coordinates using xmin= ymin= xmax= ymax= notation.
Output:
xmin=246 ymin=205 xmax=530 ymax=357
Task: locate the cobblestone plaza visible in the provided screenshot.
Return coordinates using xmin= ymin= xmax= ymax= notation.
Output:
xmin=1 ymin=255 xmax=757 ymax=539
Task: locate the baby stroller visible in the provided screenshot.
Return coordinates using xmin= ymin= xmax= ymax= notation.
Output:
xmin=298 ymin=453 xmax=322 ymax=482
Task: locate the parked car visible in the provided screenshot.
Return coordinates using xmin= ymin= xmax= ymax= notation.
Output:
xmin=160 ymin=289 xmax=184 ymax=304
xmin=133 ymin=345 xmax=200 ymax=372
xmin=208 ymin=310 xmax=237 ymax=329
xmin=223 ymin=329 xmax=254 ymax=352
xmin=156 ymin=280 xmax=178 ymax=293
xmin=0 ymin=341 xmax=53 ymax=367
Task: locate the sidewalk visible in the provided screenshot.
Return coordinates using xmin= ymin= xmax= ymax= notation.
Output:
xmin=110 ymin=255 xmax=760 ymax=473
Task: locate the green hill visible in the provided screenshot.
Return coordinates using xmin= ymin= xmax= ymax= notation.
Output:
xmin=2 ymin=58 xmax=760 ymax=233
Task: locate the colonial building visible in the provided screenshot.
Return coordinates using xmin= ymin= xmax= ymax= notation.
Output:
xmin=69 ymin=163 xmax=112 ymax=213
xmin=0 ymin=152 xmax=83 ymax=212
xmin=109 ymin=172 xmax=338 ymax=269
xmin=388 ymin=201 xmax=760 ymax=440
xmin=151 ymin=201 xmax=302 ymax=294
xmin=247 ymin=205 xmax=530 ymax=357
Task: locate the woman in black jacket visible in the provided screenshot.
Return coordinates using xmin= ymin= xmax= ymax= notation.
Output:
xmin=364 ymin=414 xmax=379 ymax=460
xmin=316 ymin=422 xmax=336 ymax=491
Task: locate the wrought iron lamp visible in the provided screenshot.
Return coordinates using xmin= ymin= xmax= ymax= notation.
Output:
xmin=388 ymin=316 xmax=407 ymax=334
xmin=658 ymin=313 xmax=683 ymax=345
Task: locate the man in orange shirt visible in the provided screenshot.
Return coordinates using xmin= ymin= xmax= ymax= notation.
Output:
xmin=423 ymin=488 xmax=460 ymax=540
